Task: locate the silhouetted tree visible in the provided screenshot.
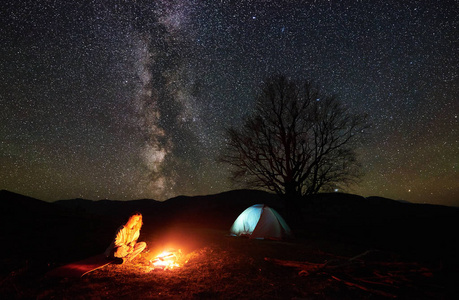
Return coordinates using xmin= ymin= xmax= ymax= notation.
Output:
xmin=220 ymin=75 xmax=368 ymax=208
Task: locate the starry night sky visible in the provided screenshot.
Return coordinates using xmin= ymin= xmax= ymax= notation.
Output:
xmin=1 ymin=0 xmax=457 ymax=206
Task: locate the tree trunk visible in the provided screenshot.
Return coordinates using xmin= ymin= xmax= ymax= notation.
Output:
xmin=283 ymin=185 xmax=302 ymax=231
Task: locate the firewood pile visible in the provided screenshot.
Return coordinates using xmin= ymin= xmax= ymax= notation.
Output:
xmin=265 ymin=250 xmax=437 ymax=298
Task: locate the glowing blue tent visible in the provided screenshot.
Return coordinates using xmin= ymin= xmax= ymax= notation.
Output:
xmin=230 ymin=204 xmax=292 ymax=239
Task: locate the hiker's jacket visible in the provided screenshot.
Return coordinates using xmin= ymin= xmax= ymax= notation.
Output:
xmin=105 ymin=225 xmax=140 ymax=258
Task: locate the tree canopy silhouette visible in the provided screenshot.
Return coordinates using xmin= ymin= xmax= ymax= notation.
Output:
xmin=220 ymin=75 xmax=368 ymax=203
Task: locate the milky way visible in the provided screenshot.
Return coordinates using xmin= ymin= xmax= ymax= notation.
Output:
xmin=0 ymin=0 xmax=457 ymax=206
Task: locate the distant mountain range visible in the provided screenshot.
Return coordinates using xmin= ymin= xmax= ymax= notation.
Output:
xmin=1 ymin=189 xmax=458 ymax=265
xmin=2 ymin=189 xmax=457 ymax=227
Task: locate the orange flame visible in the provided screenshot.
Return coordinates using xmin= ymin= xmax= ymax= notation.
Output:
xmin=150 ymin=249 xmax=183 ymax=270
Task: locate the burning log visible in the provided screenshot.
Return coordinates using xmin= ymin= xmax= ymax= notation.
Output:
xmin=150 ymin=249 xmax=184 ymax=270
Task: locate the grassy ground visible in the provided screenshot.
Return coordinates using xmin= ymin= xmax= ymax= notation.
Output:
xmin=2 ymin=226 xmax=456 ymax=299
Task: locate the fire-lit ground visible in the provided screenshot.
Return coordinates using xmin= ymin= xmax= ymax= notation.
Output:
xmin=10 ymin=227 xmax=456 ymax=299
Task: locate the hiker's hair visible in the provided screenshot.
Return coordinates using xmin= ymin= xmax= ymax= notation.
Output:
xmin=127 ymin=211 xmax=143 ymax=231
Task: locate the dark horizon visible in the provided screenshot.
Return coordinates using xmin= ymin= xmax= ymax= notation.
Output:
xmin=3 ymin=188 xmax=459 ymax=210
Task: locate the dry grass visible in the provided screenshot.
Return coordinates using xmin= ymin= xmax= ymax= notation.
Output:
xmin=2 ymin=227 xmax=456 ymax=299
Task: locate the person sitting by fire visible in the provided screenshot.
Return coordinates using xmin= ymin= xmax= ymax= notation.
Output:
xmin=105 ymin=212 xmax=147 ymax=263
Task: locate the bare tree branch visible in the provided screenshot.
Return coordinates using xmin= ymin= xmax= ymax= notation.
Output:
xmin=218 ymin=75 xmax=369 ymax=203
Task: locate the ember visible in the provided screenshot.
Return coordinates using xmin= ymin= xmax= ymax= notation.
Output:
xmin=150 ymin=249 xmax=183 ymax=270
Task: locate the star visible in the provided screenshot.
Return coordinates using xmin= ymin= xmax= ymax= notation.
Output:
xmin=0 ymin=0 xmax=457 ymax=206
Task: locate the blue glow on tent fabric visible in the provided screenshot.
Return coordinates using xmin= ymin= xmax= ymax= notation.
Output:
xmin=230 ymin=204 xmax=292 ymax=239
xmin=230 ymin=204 xmax=263 ymax=236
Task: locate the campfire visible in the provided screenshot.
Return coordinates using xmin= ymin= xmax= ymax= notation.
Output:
xmin=150 ymin=249 xmax=184 ymax=270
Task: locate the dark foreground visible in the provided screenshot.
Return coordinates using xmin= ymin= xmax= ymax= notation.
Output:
xmin=2 ymin=227 xmax=458 ymax=299
xmin=1 ymin=190 xmax=458 ymax=299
